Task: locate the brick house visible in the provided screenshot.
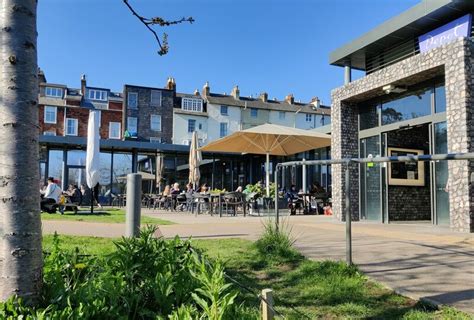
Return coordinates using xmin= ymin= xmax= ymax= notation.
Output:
xmin=38 ymin=72 xmax=123 ymax=139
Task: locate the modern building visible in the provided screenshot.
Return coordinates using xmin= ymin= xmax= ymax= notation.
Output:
xmin=329 ymin=0 xmax=474 ymax=232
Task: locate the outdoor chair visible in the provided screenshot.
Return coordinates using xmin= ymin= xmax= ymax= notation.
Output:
xmin=191 ymin=193 xmax=210 ymax=215
xmin=222 ymin=192 xmax=246 ymax=216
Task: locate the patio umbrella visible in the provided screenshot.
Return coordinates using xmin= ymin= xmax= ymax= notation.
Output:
xmin=156 ymin=154 xmax=164 ymax=193
xmin=200 ymin=123 xmax=331 ymax=196
xmin=189 ymin=131 xmax=202 ymax=189
xmin=86 ymin=110 xmax=100 ymax=214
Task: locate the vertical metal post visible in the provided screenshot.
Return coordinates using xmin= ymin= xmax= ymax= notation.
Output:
xmin=266 ymin=153 xmax=271 ymax=197
xmin=344 ymin=64 xmax=352 ymax=85
xmin=109 ymin=150 xmax=114 ymax=206
xmin=61 ymin=149 xmax=68 ymax=190
xmin=132 ymin=149 xmax=138 ymax=173
xmin=126 ymin=173 xmax=142 ymax=237
xmin=275 ymin=166 xmax=279 ymax=231
xmin=302 ymin=158 xmax=307 ymax=193
xmin=345 ymin=161 xmax=352 ymax=265
xmin=211 ymin=153 xmax=215 ymax=190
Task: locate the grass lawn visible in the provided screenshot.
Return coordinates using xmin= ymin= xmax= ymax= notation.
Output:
xmin=41 ymin=207 xmax=174 ymax=225
xmin=42 ymin=235 xmax=471 ymax=320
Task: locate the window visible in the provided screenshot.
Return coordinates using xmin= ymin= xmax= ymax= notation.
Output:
xmin=45 ymin=87 xmax=63 ymax=98
xmin=109 ymin=122 xmax=121 ymax=139
xmin=279 ymin=111 xmax=285 ymax=120
xmin=182 ymin=98 xmax=203 ymax=112
xmin=43 ymin=131 xmax=56 ymax=136
xmin=220 ymin=105 xmax=228 ymax=115
xmin=435 ymin=83 xmax=446 ymax=113
xmin=150 ymin=114 xmax=161 ymax=131
xmin=44 ymin=106 xmax=57 ymax=124
xmin=188 ymin=119 xmax=196 ymax=133
xmin=65 ymin=118 xmax=78 ymax=136
xmin=127 ymin=117 xmax=137 ymax=134
xmin=150 ymin=90 xmax=162 ymax=106
xmin=381 ymin=86 xmax=431 ymax=125
xmin=128 ymin=92 xmax=138 ymax=109
xmin=87 ymin=89 xmax=107 ymax=101
xmin=305 ymin=114 xmax=312 ymax=122
xmin=250 ymin=108 xmax=258 ymax=118
xmin=198 ymin=123 xmax=202 ymax=130
xmin=220 ymin=122 xmax=228 ymax=137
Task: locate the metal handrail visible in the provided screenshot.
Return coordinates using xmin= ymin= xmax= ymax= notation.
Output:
xmin=274 ymin=152 xmax=474 ymax=265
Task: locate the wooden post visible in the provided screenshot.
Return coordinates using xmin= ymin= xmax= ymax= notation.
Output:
xmin=261 ymin=288 xmax=274 ymax=320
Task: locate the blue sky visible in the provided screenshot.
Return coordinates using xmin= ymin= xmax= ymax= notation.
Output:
xmin=38 ymin=0 xmax=419 ymax=106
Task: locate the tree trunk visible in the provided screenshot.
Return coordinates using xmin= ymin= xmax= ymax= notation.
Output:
xmin=0 ymin=0 xmax=42 ymax=303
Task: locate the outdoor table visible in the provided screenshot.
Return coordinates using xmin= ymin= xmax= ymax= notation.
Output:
xmin=209 ymin=193 xmax=223 ymax=216
xmin=192 ymin=193 xmax=211 ymax=216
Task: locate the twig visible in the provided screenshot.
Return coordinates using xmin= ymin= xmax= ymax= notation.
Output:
xmin=122 ymin=0 xmax=194 ymax=55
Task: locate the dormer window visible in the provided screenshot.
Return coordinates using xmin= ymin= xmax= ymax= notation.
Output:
xmin=87 ymin=89 xmax=107 ymax=101
xmin=182 ymin=98 xmax=203 ymax=112
xmin=45 ymin=87 xmax=63 ymax=98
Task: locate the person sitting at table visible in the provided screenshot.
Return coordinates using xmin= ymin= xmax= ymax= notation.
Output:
xmin=40 ymin=177 xmax=62 ymax=213
xmin=235 ymin=186 xmax=243 ymax=193
xmin=310 ymin=182 xmax=326 ymax=195
xmin=285 ymin=184 xmax=301 ymax=215
xmin=171 ymin=183 xmax=180 ymax=195
xmin=186 ymin=183 xmax=194 ymax=193
xmin=197 ymin=183 xmax=208 ymax=194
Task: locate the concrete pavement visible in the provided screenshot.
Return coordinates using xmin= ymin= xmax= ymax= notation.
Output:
xmin=42 ymin=210 xmax=474 ymax=313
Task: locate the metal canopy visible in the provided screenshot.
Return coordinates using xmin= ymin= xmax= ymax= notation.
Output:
xmin=329 ymin=0 xmax=474 ymax=70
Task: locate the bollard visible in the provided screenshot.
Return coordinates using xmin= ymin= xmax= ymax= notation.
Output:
xmin=126 ymin=173 xmax=142 ymax=237
xmin=261 ymin=288 xmax=274 ymax=320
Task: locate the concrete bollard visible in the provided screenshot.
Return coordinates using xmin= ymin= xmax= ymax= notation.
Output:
xmin=261 ymin=288 xmax=274 ymax=320
xmin=126 ymin=173 xmax=142 ymax=237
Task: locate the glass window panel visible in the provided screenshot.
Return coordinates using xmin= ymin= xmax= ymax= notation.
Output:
xmin=188 ymin=119 xmax=196 ymax=133
xmin=251 ymin=108 xmax=258 ymax=118
xmin=359 ymin=102 xmax=379 ymax=130
xmin=221 ymin=105 xmax=228 ymax=115
xmin=112 ymin=153 xmax=132 ymax=195
xmin=127 ymin=117 xmax=137 ymax=133
xmin=150 ymin=115 xmax=161 ymax=131
xmin=381 ymin=86 xmax=432 ymax=125
xmin=435 ymin=83 xmax=446 ymax=113
xmin=151 ymin=90 xmax=161 ymax=106
xmin=47 ymin=150 xmax=63 ymax=187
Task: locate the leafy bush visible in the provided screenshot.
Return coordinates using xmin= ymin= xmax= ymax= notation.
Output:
xmin=0 ymin=227 xmax=245 ymax=319
xmin=254 ymin=219 xmax=301 ymax=262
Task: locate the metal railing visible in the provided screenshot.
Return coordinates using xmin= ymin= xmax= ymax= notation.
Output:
xmin=273 ymin=152 xmax=474 ymax=265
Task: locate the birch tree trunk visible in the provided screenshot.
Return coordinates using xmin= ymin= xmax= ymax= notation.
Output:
xmin=0 ymin=0 xmax=42 ymax=302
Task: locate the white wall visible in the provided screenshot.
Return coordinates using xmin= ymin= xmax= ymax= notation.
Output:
xmin=172 ymin=112 xmax=208 ymax=145
xmin=206 ymin=103 xmax=241 ymax=142
xmin=295 ymin=113 xmax=329 ymax=129
xmin=268 ymin=110 xmax=294 ymax=127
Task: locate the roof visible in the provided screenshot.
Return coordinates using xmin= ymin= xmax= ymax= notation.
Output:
xmin=329 ymin=0 xmax=474 ymax=70
xmin=205 ymin=93 xmax=330 ymax=115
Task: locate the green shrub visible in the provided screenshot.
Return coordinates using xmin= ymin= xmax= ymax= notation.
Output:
xmin=254 ymin=219 xmax=301 ymax=262
xmin=0 ymin=227 xmax=245 ymax=319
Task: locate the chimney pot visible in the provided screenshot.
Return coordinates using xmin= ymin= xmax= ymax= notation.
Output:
xmin=81 ymin=74 xmax=87 ymax=96
xmin=311 ymin=96 xmax=320 ymax=108
xmin=202 ymin=81 xmax=210 ymax=96
xmin=231 ymin=85 xmax=240 ymax=100
xmin=194 ymin=89 xmax=199 ymax=96
xmin=285 ymin=94 xmax=294 ymax=105
xmin=166 ymin=76 xmax=176 ymax=91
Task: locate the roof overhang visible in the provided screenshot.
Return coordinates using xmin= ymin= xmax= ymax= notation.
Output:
xmin=329 ymin=0 xmax=474 ymax=70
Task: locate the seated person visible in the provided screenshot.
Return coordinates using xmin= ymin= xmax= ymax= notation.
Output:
xmin=197 ymin=183 xmax=208 ymax=194
xmin=40 ymin=177 xmax=62 ymax=213
xmin=285 ymin=185 xmax=301 ymax=215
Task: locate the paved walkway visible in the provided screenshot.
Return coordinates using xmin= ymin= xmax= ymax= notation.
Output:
xmin=42 ymin=210 xmax=474 ymax=313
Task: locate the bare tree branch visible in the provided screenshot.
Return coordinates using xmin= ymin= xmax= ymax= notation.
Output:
xmin=123 ymin=0 xmax=194 ymax=55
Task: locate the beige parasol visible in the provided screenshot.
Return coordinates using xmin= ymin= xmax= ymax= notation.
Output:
xmin=200 ymin=123 xmax=331 ymax=195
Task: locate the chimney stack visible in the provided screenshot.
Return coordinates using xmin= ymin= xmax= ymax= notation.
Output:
xmin=38 ymin=68 xmax=47 ymax=83
xmin=259 ymin=92 xmax=268 ymax=102
xmin=194 ymin=89 xmax=199 ymax=96
xmin=285 ymin=93 xmax=294 ymax=104
xmin=231 ymin=85 xmax=240 ymax=100
xmin=81 ymin=74 xmax=87 ymax=96
xmin=202 ymin=81 xmax=210 ymax=96
xmin=166 ymin=77 xmax=176 ymax=91
xmin=310 ymin=96 xmax=320 ymax=108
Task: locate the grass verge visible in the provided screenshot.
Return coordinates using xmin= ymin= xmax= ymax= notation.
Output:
xmin=40 ymin=234 xmax=472 ymax=319
xmin=41 ymin=207 xmax=174 ymax=225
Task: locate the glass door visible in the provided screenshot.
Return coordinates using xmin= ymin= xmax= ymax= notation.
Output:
xmin=360 ymin=135 xmax=382 ymax=221
xmin=433 ymin=122 xmax=449 ymax=225
xmin=67 ymin=166 xmax=86 ymax=188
